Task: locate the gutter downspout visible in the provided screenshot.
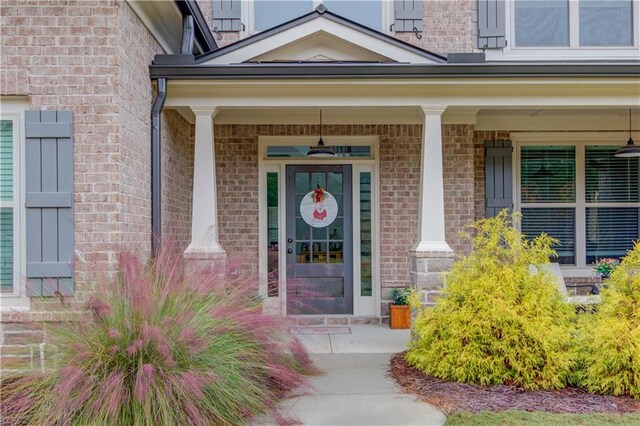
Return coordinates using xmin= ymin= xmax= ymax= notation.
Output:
xmin=151 ymin=77 xmax=167 ymax=256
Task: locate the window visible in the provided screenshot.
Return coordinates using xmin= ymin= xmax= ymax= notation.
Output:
xmin=585 ymin=146 xmax=639 ymax=262
xmin=240 ymin=0 xmax=390 ymax=34
xmin=518 ymin=143 xmax=639 ymax=268
xmin=1 ymin=120 xmax=15 ymax=294
xmin=513 ymin=0 xmax=635 ymax=48
xmin=520 ymin=146 xmax=576 ymax=264
xmin=0 ymin=109 xmax=23 ymax=305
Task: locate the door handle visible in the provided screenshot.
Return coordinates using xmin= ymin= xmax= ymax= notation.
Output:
xmin=287 ymin=248 xmax=293 ymax=254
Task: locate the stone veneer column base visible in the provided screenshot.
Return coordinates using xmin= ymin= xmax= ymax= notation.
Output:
xmin=183 ymin=243 xmax=227 ymax=276
xmin=409 ymin=249 xmax=454 ymax=306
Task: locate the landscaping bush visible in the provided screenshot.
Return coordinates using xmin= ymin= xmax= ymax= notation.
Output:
xmin=577 ymin=243 xmax=640 ymax=399
xmin=1 ymin=244 xmax=315 ymax=425
xmin=406 ymin=210 xmax=576 ymax=390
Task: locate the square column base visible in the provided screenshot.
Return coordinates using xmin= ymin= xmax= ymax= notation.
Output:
xmin=409 ymin=245 xmax=454 ymax=306
xmin=183 ymin=243 xmax=227 ymax=276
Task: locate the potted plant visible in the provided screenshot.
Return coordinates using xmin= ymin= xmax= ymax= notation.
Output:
xmin=389 ymin=287 xmax=412 ymax=329
xmin=593 ymin=258 xmax=619 ymax=279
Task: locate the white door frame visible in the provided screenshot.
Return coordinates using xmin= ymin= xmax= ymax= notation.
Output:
xmin=257 ymin=135 xmax=380 ymax=317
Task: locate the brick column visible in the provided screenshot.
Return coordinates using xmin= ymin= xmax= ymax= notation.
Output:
xmin=183 ymin=107 xmax=226 ymax=273
xmin=410 ymin=107 xmax=454 ymax=305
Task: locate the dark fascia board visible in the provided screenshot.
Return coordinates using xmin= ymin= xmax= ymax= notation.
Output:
xmin=194 ymin=7 xmax=447 ymax=64
xmin=150 ymin=62 xmax=640 ymax=79
xmin=174 ymin=0 xmax=218 ymax=53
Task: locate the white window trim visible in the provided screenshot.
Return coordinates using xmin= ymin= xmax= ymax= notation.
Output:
xmin=513 ymin=131 xmax=639 ymax=277
xmin=484 ymin=0 xmax=640 ymax=61
xmin=241 ymin=0 xmax=393 ymax=37
xmin=1 ymin=99 xmax=28 ymax=310
xmin=258 ymin=135 xmax=380 ymax=317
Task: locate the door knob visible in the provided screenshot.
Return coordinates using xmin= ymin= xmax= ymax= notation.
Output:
xmin=287 ymin=238 xmax=293 ymax=243
xmin=287 ymin=248 xmax=293 ymax=254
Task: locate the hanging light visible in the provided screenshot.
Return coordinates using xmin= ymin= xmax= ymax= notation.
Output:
xmin=615 ymin=109 xmax=640 ymax=158
xmin=307 ymin=109 xmax=335 ymax=158
xmin=533 ymin=163 xmax=554 ymax=179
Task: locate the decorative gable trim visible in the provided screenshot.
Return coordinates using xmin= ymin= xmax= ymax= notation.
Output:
xmin=197 ymin=7 xmax=445 ymax=65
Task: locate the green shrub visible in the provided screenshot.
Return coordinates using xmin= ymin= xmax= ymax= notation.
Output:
xmin=406 ymin=210 xmax=576 ymax=390
xmin=390 ymin=287 xmax=412 ymax=305
xmin=1 ymin=244 xmax=316 ymax=425
xmin=577 ymin=243 xmax=640 ymax=399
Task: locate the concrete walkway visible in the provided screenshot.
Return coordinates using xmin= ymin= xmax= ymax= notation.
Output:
xmin=260 ymin=325 xmax=446 ymax=426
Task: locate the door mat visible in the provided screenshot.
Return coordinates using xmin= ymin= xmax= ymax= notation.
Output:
xmin=291 ymin=326 xmax=352 ymax=335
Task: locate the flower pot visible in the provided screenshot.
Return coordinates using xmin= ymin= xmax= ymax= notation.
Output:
xmin=389 ymin=304 xmax=411 ymax=329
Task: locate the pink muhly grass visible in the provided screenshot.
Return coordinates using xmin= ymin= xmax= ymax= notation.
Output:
xmin=177 ymin=370 xmax=212 ymax=399
xmin=87 ymin=297 xmax=112 ymax=320
xmin=183 ymin=399 xmax=207 ymax=426
xmin=107 ymin=328 xmax=121 ymax=339
xmin=126 ymin=339 xmax=145 ymax=356
xmin=134 ymin=364 xmax=156 ymax=403
xmin=53 ymin=366 xmax=85 ymax=396
xmin=92 ymin=372 xmax=127 ymax=418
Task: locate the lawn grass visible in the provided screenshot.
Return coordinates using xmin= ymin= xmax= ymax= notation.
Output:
xmin=445 ymin=411 xmax=640 ymax=426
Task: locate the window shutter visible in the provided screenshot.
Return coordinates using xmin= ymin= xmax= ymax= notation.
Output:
xmin=25 ymin=110 xmax=74 ymax=297
xmin=477 ymin=0 xmax=507 ymax=48
xmin=212 ymin=0 xmax=242 ymax=32
xmin=394 ymin=0 xmax=423 ymax=32
xmin=485 ymin=139 xmax=513 ymax=217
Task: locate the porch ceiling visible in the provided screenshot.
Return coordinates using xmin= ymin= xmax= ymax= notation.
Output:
xmin=170 ymin=106 xmax=640 ymax=132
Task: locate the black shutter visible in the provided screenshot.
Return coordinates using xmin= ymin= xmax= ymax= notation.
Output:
xmin=485 ymin=139 xmax=513 ymax=218
xmin=25 ymin=110 xmax=74 ymax=296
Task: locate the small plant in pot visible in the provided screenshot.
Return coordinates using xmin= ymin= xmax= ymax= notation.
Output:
xmin=389 ymin=287 xmax=412 ymax=329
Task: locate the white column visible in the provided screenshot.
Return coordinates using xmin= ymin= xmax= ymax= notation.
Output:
xmin=185 ymin=106 xmax=225 ymax=256
xmin=412 ymin=106 xmax=452 ymax=253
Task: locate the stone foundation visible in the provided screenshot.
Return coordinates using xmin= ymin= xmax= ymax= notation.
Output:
xmin=409 ymin=249 xmax=455 ymax=306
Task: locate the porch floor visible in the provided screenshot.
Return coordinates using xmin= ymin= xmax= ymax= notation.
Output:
xmin=292 ymin=324 xmax=410 ymax=354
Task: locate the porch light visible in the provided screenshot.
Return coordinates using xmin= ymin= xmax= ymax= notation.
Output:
xmin=615 ymin=109 xmax=640 ymax=158
xmin=307 ymin=109 xmax=335 ymax=157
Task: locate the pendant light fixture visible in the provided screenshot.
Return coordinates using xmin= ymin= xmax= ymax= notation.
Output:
xmin=615 ymin=109 xmax=640 ymax=158
xmin=307 ymin=109 xmax=335 ymax=158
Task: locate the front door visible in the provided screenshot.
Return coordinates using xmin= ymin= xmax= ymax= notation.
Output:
xmin=286 ymin=165 xmax=353 ymax=314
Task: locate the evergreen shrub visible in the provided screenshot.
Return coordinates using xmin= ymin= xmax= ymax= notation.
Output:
xmin=578 ymin=243 xmax=640 ymax=399
xmin=406 ymin=210 xmax=575 ymax=390
xmin=1 ymin=244 xmax=315 ymax=425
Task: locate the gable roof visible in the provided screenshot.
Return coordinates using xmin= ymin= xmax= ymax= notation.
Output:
xmin=195 ymin=5 xmax=446 ymax=65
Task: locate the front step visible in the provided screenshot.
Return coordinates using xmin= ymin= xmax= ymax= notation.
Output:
xmin=289 ymin=316 xmax=382 ymax=326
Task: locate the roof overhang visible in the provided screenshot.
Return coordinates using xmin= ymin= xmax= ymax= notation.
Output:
xmin=150 ymin=62 xmax=640 ymax=80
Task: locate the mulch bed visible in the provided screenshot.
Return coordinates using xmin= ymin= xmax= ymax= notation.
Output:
xmin=390 ymin=352 xmax=640 ymax=415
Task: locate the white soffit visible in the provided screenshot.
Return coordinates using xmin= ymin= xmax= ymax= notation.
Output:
xmin=201 ymin=16 xmax=439 ymax=65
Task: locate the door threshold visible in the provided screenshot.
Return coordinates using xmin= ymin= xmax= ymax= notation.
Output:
xmin=288 ymin=315 xmax=381 ymax=326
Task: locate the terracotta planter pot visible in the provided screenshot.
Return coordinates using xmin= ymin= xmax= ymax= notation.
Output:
xmin=389 ymin=304 xmax=411 ymax=329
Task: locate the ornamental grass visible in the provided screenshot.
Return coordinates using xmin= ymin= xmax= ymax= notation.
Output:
xmin=407 ymin=210 xmax=576 ymax=390
xmin=576 ymin=243 xmax=640 ymax=399
xmin=1 ymin=244 xmax=316 ymax=425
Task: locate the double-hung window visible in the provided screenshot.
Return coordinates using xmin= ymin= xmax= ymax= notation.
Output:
xmin=518 ymin=142 xmax=639 ymax=270
xmin=0 ymin=105 xmax=25 ymax=307
xmin=513 ymin=0 xmax=635 ymax=48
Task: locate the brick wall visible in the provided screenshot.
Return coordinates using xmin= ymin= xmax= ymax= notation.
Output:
xmin=397 ymin=0 xmax=475 ymax=54
xmin=443 ymin=124 xmax=475 ymax=254
xmin=0 ymin=1 xmax=194 ymax=372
